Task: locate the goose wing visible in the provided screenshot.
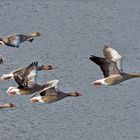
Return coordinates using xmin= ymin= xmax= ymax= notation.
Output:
xmin=17 ymin=35 xmax=29 ymax=43
xmin=103 ymin=45 xmax=123 ymax=71
xmin=30 ymin=80 xmax=59 ymax=98
xmin=13 ymin=67 xmax=27 ymax=78
xmin=38 ymin=80 xmax=60 ymax=96
xmin=39 ymin=86 xmax=58 ymax=96
xmin=14 ymin=62 xmax=38 ymax=87
xmin=89 ymin=55 xmax=120 ymax=77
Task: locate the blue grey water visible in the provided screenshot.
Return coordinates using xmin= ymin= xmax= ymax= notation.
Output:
xmin=0 ymin=0 xmax=140 ymax=139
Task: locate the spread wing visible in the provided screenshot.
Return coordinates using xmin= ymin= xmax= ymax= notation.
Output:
xmin=13 ymin=67 xmax=27 ymax=77
xmin=39 ymin=86 xmax=59 ymax=96
xmin=14 ymin=62 xmax=38 ymax=87
xmin=103 ymin=45 xmax=123 ymax=71
xmin=89 ymin=55 xmax=120 ymax=77
xmin=30 ymin=80 xmax=59 ymax=98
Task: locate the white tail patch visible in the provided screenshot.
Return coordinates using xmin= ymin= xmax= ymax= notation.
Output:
xmin=93 ymin=78 xmax=109 ymax=86
xmin=0 ymin=41 xmax=5 ymax=45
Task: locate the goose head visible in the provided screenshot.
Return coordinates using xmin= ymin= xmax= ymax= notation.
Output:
xmin=0 ymin=103 xmax=16 ymax=108
xmin=38 ymin=65 xmax=57 ymax=71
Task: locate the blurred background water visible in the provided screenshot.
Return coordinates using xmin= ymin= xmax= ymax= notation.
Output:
xmin=0 ymin=0 xmax=140 ymax=140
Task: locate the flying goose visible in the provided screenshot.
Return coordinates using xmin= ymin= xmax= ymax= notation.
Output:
xmin=89 ymin=45 xmax=140 ymax=86
xmin=6 ymin=62 xmax=43 ymax=95
xmin=0 ymin=64 xmax=57 ymax=81
xmin=0 ymin=103 xmax=16 ymax=108
xmin=0 ymin=32 xmax=42 ymax=48
xmin=30 ymin=80 xmax=82 ymax=103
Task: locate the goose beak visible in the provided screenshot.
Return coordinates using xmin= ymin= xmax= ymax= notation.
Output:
xmin=8 ymin=92 xmax=16 ymax=96
xmin=43 ymin=65 xmax=58 ymax=70
xmin=11 ymin=104 xmax=16 ymax=108
xmin=38 ymin=32 xmax=43 ymax=36
xmin=50 ymin=65 xmax=58 ymax=70
xmin=77 ymin=93 xmax=83 ymax=96
xmin=91 ymin=82 xmax=102 ymax=87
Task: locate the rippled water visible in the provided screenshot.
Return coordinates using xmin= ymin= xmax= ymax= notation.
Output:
xmin=0 ymin=0 xmax=140 ymax=140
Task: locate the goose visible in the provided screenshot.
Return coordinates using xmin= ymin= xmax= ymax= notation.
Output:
xmin=0 ymin=64 xmax=57 ymax=81
xmin=89 ymin=45 xmax=140 ymax=86
xmin=6 ymin=62 xmax=43 ymax=95
xmin=30 ymin=80 xmax=82 ymax=103
xmin=0 ymin=32 xmax=42 ymax=48
xmin=0 ymin=103 xmax=16 ymax=108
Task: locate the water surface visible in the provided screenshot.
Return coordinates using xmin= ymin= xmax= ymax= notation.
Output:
xmin=0 ymin=0 xmax=140 ymax=140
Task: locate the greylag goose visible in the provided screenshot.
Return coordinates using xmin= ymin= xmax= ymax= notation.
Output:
xmin=6 ymin=62 xmax=43 ymax=95
xmin=0 ymin=64 xmax=57 ymax=81
xmin=89 ymin=45 xmax=140 ymax=86
xmin=0 ymin=103 xmax=16 ymax=108
xmin=0 ymin=32 xmax=42 ymax=48
xmin=30 ymin=80 xmax=82 ymax=103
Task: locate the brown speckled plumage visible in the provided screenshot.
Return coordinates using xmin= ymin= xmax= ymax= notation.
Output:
xmin=0 ymin=32 xmax=42 ymax=48
xmin=30 ymin=80 xmax=82 ymax=103
xmin=90 ymin=45 xmax=140 ymax=85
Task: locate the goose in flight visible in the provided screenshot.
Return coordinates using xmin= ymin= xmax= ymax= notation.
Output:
xmin=30 ymin=80 xmax=82 ymax=103
xmin=0 ymin=64 xmax=57 ymax=81
xmin=6 ymin=62 xmax=43 ymax=95
xmin=89 ymin=45 xmax=140 ymax=86
xmin=0 ymin=103 xmax=16 ymax=109
xmin=0 ymin=32 xmax=42 ymax=48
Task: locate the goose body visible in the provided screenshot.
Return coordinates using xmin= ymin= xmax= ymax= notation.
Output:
xmin=0 ymin=32 xmax=42 ymax=48
xmin=90 ymin=45 xmax=140 ymax=86
xmin=0 ymin=103 xmax=16 ymax=108
xmin=30 ymin=80 xmax=82 ymax=104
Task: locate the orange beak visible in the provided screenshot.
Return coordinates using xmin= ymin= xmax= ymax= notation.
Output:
xmin=48 ymin=65 xmax=58 ymax=70
xmin=8 ymin=92 xmax=16 ymax=96
xmin=91 ymin=82 xmax=102 ymax=88
xmin=78 ymin=93 xmax=83 ymax=96
xmin=11 ymin=104 xmax=16 ymax=108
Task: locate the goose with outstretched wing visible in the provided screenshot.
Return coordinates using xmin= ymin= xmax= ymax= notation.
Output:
xmin=6 ymin=62 xmax=43 ymax=95
xmin=0 ymin=32 xmax=42 ymax=48
xmin=30 ymin=80 xmax=82 ymax=104
xmin=0 ymin=63 xmax=57 ymax=81
xmin=89 ymin=45 xmax=140 ymax=86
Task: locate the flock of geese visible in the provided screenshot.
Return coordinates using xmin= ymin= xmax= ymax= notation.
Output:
xmin=0 ymin=32 xmax=140 ymax=109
